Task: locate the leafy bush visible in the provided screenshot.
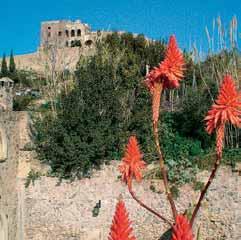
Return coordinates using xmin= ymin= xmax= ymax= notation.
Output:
xmin=35 ymin=35 xmax=161 ymax=178
xmin=13 ymin=95 xmax=34 ymax=111
xmin=35 ymin=33 xmax=238 ymax=183
xmin=25 ymin=169 xmax=41 ymax=188
xmin=172 ymin=87 xmax=216 ymax=149
xmin=159 ymin=113 xmax=202 ymax=184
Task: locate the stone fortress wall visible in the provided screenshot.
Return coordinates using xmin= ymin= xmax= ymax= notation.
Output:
xmin=0 ymin=111 xmax=25 ymax=240
xmin=8 ymin=19 xmax=113 ymax=72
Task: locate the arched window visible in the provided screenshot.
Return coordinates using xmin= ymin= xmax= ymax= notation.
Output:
xmin=65 ymin=30 xmax=69 ymax=37
xmin=65 ymin=41 xmax=69 ymax=47
xmin=71 ymin=30 xmax=75 ymax=37
xmin=70 ymin=41 xmax=75 ymax=47
xmin=77 ymin=29 xmax=81 ymax=36
xmin=75 ymin=40 xmax=81 ymax=47
xmin=85 ymin=40 xmax=93 ymax=47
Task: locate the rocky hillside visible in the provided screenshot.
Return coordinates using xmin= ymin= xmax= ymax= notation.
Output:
xmin=21 ymin=160 xmax=240 ymax=240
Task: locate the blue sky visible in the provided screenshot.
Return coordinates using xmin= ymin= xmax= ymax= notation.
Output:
xmin=1 ymin=0 xmax=241 ymax=56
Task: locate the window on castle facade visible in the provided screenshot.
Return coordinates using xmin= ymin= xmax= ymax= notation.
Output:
xmin=65 ymin=30 xmax=69 ymax=37
xmin=85 ymin=40 xmax=93 ymax=47
xmin=58 ymin=31 xmax=62 ymax=36
xmin=77 ymin=29 xmax=81 ymax=36
xmin=71 ymin=30 xmax=75 ymax=37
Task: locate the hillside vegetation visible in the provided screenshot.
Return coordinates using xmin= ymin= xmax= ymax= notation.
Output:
xmin=27 ymin=32 xmax=241 ymax=182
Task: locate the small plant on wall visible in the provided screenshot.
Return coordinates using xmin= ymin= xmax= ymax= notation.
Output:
xmin=109 ymin=35 xmax=241 ymax=239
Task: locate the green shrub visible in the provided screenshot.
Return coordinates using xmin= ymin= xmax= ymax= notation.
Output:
xmin=159 ymin=113 xmax=202 ymax=184
xmin=35 ymin=33 xmax=238 ymax=183
xmin=193 ymin=180 xmax=205 ymax=192
xmin=223 ymin=148 xmax=241 ymax=169
xmin=172 ymin=87 xmax=215 ymax=149
xmin=13 ymin=95 xmax=34 ymax=111
xmin=25 ymin=169 xmax=41 ymax=188
xmin=34 ymin=34 xmax=166 ymax=179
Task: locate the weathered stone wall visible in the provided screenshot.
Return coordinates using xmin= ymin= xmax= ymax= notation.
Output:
xmin=20 ymin=161 xmax=240 ymax=240
xmin=0 ymin=112 xmax=28 ymax=240
xmin=8 ymin=47 xmax=94 ymax=73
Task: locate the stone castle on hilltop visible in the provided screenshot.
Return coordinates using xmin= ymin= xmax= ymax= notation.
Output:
xmin=11 ymin=19 xmax=111 ymax=72
xmin=11 ymin=19 xmax=145 ymax=72
xmin=40 ymin=19 xmax=107 ymax=49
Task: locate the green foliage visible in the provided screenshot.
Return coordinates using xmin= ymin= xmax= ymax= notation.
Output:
xmin=1 ymin=54 xmax=8 ymax=76
xmin=170 ymin=185 xmax=180 ymax=200
xmin=1 ymin=50 xmax=45 ymax=86
xmin=13 ymin=69 xmax=46 ymax=87
xmin=34 ymin=32 xmax=240 ymax=183
xmin=25 ymin=169 xmax=41 ymax=188
xmin=13 ymin=95 xmax=34 ymax=111
xmin=173 ymin=87 xmax=216 ymax=149
xmin=193 ymin=180 xmax=205 ymax=192
xmin=9 ymin=50 xmax=16 ymax=74
xmin=35 ymin=33 xmax=165 ymax=179
xmin=160 ymin=113 xmax=201 ymax=184
xmin=159 ymin=228 xmax=172 ymax=240
xmin=223 ymin=148 xmax=241 ymax=169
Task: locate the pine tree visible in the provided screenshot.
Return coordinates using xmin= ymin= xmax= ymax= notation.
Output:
xmin=1 ymin=54 xmax=8 ymax=76
xmin=9 ymin=50 xmax=16 ymax=73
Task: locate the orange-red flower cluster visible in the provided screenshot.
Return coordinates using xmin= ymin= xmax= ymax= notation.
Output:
xmin=108 ymin=200 xmax=136 ymax=240
xmin=108 ymin=199 xmax=136 ymax=240
xmin=145 ymin=35 xmax=185 ymax=92
xmin=119 ymin=136 xmax=146 ymax=188
xmin=205 ymin=74 xmax=241 ymax=134
xmin=172 ymin=215 xmax=194 ymax=240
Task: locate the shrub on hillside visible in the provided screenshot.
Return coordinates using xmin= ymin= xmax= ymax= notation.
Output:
xmin=13 ymin=95 xmax=34 ymax=111
xmin=34 ymin=33 xmax=223 ymax=182
xmin=34 ymin=36 xmax=162 ymax=178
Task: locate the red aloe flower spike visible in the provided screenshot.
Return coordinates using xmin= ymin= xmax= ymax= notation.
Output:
xmin=204 ymin=74 xmax=241 ymax=157
xmin=172 ymin=215 xmax=194 ymax=240
xmin=108 ymin=199 xmax=136 ymax=240
xmin=205 ymin=74 xmax=241 ymax=135
xmin=191 ymin=74 xmax=241 ymax=226
xmin=119 ymin=136 xmax=146 ymax=189
xmin=144 ymin=35 xmax=185 ymax=92
xmin=159 ymin=35 xmax=185 ymax=89
xmin=144 ymin=35 xmax=185 ymax=124
xmin=119 ymin=136 xmax=172 ymax=225
xmin=143 ymin=35 xmax=184 ymax=219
